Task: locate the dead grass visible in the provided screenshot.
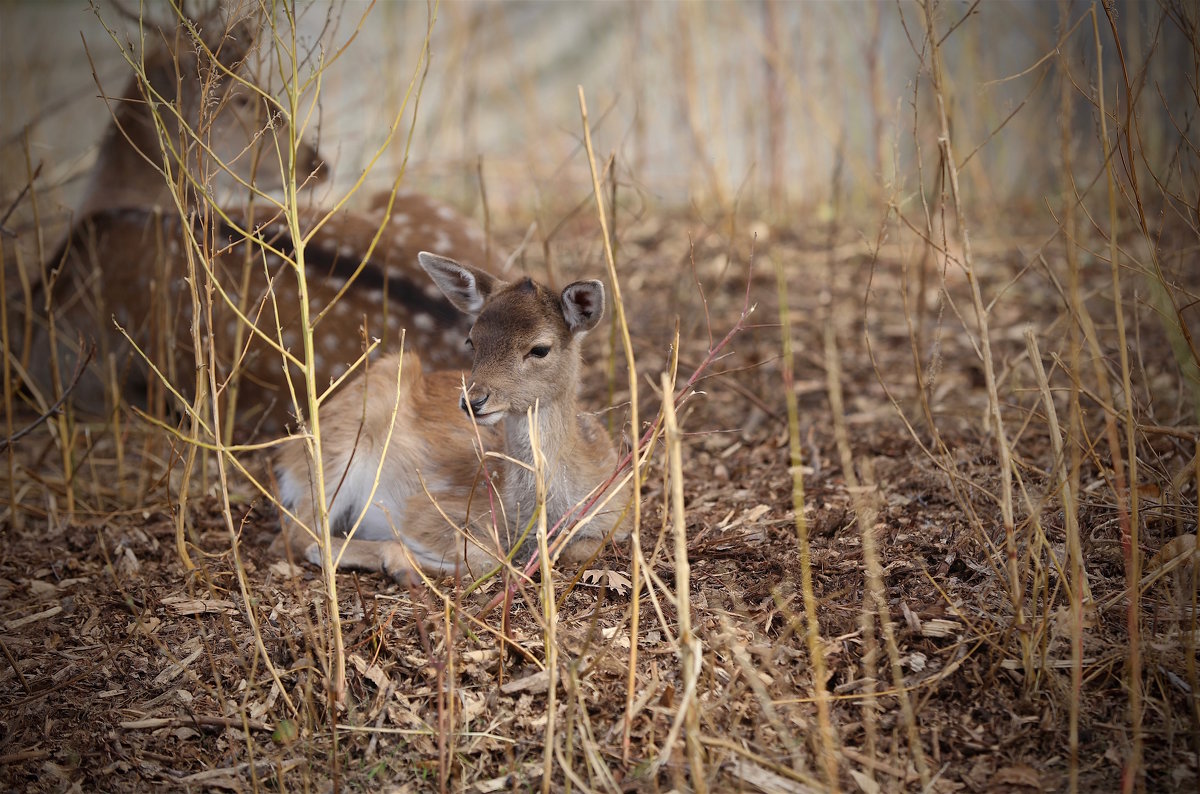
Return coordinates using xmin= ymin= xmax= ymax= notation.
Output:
xmin=4 ymin=1 xmax=1200 ymax=792
xmin=2 ymin=209 xmax=1195 ymax=791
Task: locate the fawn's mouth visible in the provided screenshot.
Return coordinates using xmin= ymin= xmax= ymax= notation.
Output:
xmin=469 ymin=410 xmax=504 ymax=427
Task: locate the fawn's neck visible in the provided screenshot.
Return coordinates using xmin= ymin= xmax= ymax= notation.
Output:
xmin=501 ymin=393 xmax=588 ymax=527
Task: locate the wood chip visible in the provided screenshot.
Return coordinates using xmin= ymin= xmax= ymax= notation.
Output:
xmin=919 ymin=619 xmax=960 ymax=638
xmin=5 ymin=605 xmax=62 ymax=630
xmin=120 ymin=715 xmax=272 ymax=732
xmin=500 ymin=669 xmax=550 ymax=695
xmin=152 ymin=647 xmax=203 ymax=686
xmin=471 ymin=763 xmax=541 ymax=792
xmin=160 ymin=596 xmax=238 ymax=616
xmin=1001 ymin=658 xmax=1096 ymax=670
xmin=849 ymin=768 xmax=882 ymax=794
xmin=726 ymin=757 xmax=821 ymax=794
xmin=177 ymin=759 xmax=302 ymax=788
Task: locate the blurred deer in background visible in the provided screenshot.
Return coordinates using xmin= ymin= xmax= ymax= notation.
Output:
xmin=275 ymin=253 xmax=630 ymax=582
xmin=18 ymin=7 xmax=498 ymax=434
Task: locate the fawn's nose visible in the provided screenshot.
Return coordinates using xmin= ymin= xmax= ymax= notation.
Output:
xmin=461 ymin=392 xmax=490 ymax=416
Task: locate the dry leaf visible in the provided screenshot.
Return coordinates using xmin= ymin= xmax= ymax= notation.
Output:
xmin=458 ymin=690 xmax=486 ymax=723
xmin=349 ymin=653 xmax=391 ymax=690
xmin=579 ymin=568 xmax=632 ymax=595
xmin=115 ymin=545 xmax=140 ymax=576
xmin=1148 ymin=534 xmax=1198 ymax=572
xmin=601 ymin=625 xmax=631 ymax=649
xmin=269 ymin=559 xmax=303 ymax=578
xmin=992 ymin=764 xmax=1042 ymax=788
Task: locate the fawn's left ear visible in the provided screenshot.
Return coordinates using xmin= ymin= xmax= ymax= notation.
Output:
xmin=561 ymin=280 xmax=605 ymax=335
xmin=419 ymin=252 xmax=503 ymax=316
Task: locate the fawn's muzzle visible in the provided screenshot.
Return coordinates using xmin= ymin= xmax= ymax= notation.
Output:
xmin=462 ymin=392 xmax=490 ymax=416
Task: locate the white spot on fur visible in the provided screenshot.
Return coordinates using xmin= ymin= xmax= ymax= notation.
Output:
xmin=391 ymin=213 xmax=410 ymax=226
xmin=412 ymin=313 xmax=434 ymax=332
xmin=433 ymin=231 xmax=453 ymax=254
xmin=436 ymin=204 xmax=456 ymax=221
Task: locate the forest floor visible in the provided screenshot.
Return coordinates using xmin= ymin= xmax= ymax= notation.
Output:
xmin=1 ymin=211 xmax=1194 ymax=792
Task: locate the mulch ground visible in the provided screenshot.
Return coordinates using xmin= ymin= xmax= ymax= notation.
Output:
xmin=2 ymin=212 xmax=1195 ymax=792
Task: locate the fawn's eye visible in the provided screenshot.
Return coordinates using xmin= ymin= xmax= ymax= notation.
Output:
xmin=529 ymin=344 xmax=551 ymax=359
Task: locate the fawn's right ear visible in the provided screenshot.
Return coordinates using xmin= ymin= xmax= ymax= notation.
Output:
xmin=418 ymin=253 xmax=502 ymax=316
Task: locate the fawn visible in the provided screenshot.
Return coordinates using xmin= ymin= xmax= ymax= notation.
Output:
xmin=21 ymin=10 xmax=495 ymax=432
xmin=274 ymin=253 xmax=631 ymax=581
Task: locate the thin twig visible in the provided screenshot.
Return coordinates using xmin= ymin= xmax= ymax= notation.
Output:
xmin=0 ymin=337 xmax=94 ymax=453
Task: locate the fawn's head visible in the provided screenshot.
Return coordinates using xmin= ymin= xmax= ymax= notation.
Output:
xmin=419 ymin=252 xmax=605 ymax=426
xmin=87 ymin=10 xmax=323 ymax=213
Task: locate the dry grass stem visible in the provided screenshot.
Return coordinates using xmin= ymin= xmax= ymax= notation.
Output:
xmin=4 ymin=2 xmax=1198 ymax=790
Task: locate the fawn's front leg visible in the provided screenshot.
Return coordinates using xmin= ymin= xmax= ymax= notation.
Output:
xmin=271 ymin=510 xmax=322 ymax=564
xmin=304 ymin=506 xmax=512 ymax=584
xmin=304 ymin=537 xmax=421 ymax=583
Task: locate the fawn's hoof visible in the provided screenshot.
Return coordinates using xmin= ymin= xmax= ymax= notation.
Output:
xmin=380 ymin=557 xmax=418 ymax=586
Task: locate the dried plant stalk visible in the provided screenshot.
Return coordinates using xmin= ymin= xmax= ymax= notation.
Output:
xmin=775 ymin=249 xmax=839 ymax=790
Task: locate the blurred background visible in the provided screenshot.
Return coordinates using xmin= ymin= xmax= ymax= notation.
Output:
xmin=4 ymin=1 xmax=1191 ymax=228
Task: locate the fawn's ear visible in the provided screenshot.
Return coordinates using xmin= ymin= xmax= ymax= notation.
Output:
xmin=419 ymin=252 xmax=503 ymax=316
xmin=561 ymin=280 xmax=605 ymax=335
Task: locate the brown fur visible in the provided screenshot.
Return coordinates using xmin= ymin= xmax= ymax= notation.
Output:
xmin=25 ymin=11 xmax=499 ymax=432
xmin=273 ymin=254 xmax=630 ymax=581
